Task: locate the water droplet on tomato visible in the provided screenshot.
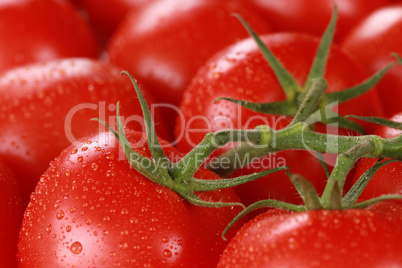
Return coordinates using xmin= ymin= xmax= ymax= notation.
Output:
xmin=163 ymin=249 xmax=172 ymax=258
xmin=45 ymin=224 xmax=52 ymax=234
xmin=120 ymin=230 xmax=129 ymax=236
xmin=71 ymin=148 xmax=78 ymax=154
xmin=91 ymin=163 xmax=98 ymax=171
xmin=106 ymin=152 xmax=115 ymax=160
xmin=120 ymin=208 xmax=128 ymax=215
xmin=66 ymin=225 xmax=72 ymax=232
xmin=106 ymin=170 xmax=116 ymax=177
xmin=70 ymin=241 xmax=83 ymax=255
xmin=56 ymin=210 xmax=65 ymax=220
xmin=119 ymin=241 xmax=129 ymax=250
xmin=54 ymin=200 xmax=62 ymax=210
xmin=161 ymin=236 xmax=169 ymax=243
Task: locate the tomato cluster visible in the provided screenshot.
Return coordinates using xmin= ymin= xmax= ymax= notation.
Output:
xmin=1 ymin=0 xmax=402 ymax=267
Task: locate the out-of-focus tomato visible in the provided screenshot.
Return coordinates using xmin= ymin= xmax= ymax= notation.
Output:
xmin=341 ymin=4 xmax=402 ymax=117
xmin=107 ymin=0 xmax=271 ymax=130
xmin=0 ymin=0 xmax=100 ymax=74
xmin=0 ymin=58 xmax=168 ymax=204
xmin=240 ymin=0 xmax=391 ymax=41
xmin=75 ymin=0 xmax=157 ymax=42
xmin=0 ymin=159 xmax=23 ymax=268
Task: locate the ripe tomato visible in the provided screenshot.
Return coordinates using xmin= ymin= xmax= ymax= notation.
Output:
xmin=341 ymin=4 xmax=402 ymax=117
xmin=241 ymin=0 xmax=392 ymax=41
xmin=0 ymin=58 xmax=168 ymax=204
xmin=351 ymin=113 xmax=402 ymax=201
xmin=75 ymin=0 xmax=157 ymax=42
xmin=0 ymin=0 xmax=99 ymax=74
xmin=0 ymin=159 xmax=24 ymax=268
xmin=175 ymin=33 xmax=384 ymax=206
xmin=107 ymin=0 xmax=271 ymax=130
xmin=18 ymin=130 xmax=243 ymax=267
xmin=218 ymin=202 xmax=402 ymax=267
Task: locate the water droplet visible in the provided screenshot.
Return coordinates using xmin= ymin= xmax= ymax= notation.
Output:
xmin=45 ymin=224 xmax=52 ymax=234
xmin=106 ymin=170 xmax=116 ymax=177
xmin=163 ymin=249 xmax=172 ymax=258
xmin=120 ymin=209 xmax=128 ymax=215
xmin=54 ymin=200 xmax=62 ymax=210
xmin=56 ymin=210 xmax=65 ymax=220
xmin=91 ymin=163 xmax=98 ymax=171
xmin=106 ymin=152 xmax=115 ymax=160
xmin=120 ymin=230 xmax=129 ymax=236
xmin=81 ymin=146 xmax=88 ymax=151
xmin=85 ymin=219 xmax=92 ymax=225
xmin=161 ymin=237 xmax=169 ymax=243
xmin=37 ymin=233 xmax=43 ymax=240
xmin=65 ymin=170 xmax=71 ymax=177
xmin=77 ymin=156 xmax=83 ymax=162
xmin=66 ymin=225 xmax=72 ymax=232
xmin=119 ymin=241 xmax=128 ymax=250
xmin=70 ymin=148 xmax=78 ymax=154
xmin=70 ymin=241 xmax=83 ymax=255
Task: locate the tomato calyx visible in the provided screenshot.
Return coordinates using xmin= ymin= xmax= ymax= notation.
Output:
xmin=218 ymin=8 xmax=400 ymax=134
xmin=222 ymin=157 xmax=402 ymax=239
xmin=94 ymin=71 xmax=287 ymax=208
xmin=219 ymin=70 xmax=402 ymax=239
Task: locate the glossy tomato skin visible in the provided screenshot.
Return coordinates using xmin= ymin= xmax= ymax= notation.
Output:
xmin=0 ymin=159 xmax=24 ymax=268
xmin=341 ymin=4 xmax=402 ymax=117
xmin=218 ymin=204 xmax=402 ymax=267
xmin=107 ymin=0 xmax=271 ymax=110
xmin=0 ymin=0 xmax=99 ymax=74
xmin=0 ymin=58 xmax=168 ymax=204
xmin=175 ymin=33 xmax=383 ymax=206
xmin=351 ymin=113 xmax=402 ymax=201
xmin=241 ymin=0 xmax=391 ymax=41
xmin=18 ymin=130 xmax=242 ymax=267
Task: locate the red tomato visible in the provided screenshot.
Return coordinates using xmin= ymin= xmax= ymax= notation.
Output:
xmin=18 ymin=130 xmax=242 ymax=267
xmin=76 ymin=0 xmax=157 ymax=42
xmin=175 ymin=33 xmax=384 ymax=206
xmin=107 ymin=0 xmax=271 ymax=130
xmin=351 ymin=113 xmax=402 ymax=200
xmin=218 ymin=202 xmax=402 ymax=267
xmin=341 ymin=4 xmax=402 ymax=117
xmin=0 ymin=0 xmax=99 ymax=74
xmin=0 ymin=58 xmax=168 ymax=204
xmin=0 ymin=159 xmax=24 ymax=268
xmin=241 ymin=0 xmax=392 ymax=41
